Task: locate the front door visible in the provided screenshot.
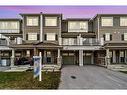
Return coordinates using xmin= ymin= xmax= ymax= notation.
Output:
xmin=116 ymin=50 xmax=119 ymax=63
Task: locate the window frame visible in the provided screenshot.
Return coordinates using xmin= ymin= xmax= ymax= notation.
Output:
xmin=101 ymin=17 xmax=113 ymax=27
xmin=46 ymin=33 xmax=56 ymax=41
xmin=68 ymin=21 xmax=88 ymax=32
xmin=26 ymin=16 xmax=39 ymax=26
xmin=28 ymin=33 xmax=37 ymax=41
xmin=44 ymin=17 xmax=58 ymax=27
xmin=120 ymin=17 xmax=127 ymax=26
xmin=124 ymin=33 xmax=127 ymax=41
xmin=105 ymin=33 xmax=111 ymax=41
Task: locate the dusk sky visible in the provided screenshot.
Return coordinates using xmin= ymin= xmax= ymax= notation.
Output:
xmin=0 ymin=6 xmax=127 ymax=19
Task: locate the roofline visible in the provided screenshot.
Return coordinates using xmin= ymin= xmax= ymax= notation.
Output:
xmin=20 ymin=12 xmax=62 ymax=16
xmin=92 ymin=14 xmax=127 ymax=20
xmin=0 ymin=18 xmax=21 ymax=21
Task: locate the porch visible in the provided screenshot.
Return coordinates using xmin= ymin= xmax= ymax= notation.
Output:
xmin=9 ymin=42 xmax=62 ymax=70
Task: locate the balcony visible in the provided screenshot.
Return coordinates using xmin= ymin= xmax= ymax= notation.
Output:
xmin=0 ymin=39 xmax=7 ymax=46
xmin=61 ymin=38 xmax=102 ymax=46
xmin=0 ymin=29 xmax=20 ymax=33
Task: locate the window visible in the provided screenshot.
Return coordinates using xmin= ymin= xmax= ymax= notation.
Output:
xmin=104 ymin=33 xmax=112 ymax=41
xmin=68 ymin=21 xmax=88 ymax=32
xmin=28 ymin=33 xmax=37 ymax=40
xmin=46 ymin=51 xmax=52 ymax=63
xmin=46 ymin=33 xmax=56 ymax=41
xmin=124 ymin=33 xmax=127 ymax=41
xmin=120 ymin=17 xmax=127 ymax=26
xmin=45 ymin=17 xmax=57 ymax=26
xmin=26 ymin=50 xmax=30 ymax=57
xmin=0 ymin=21 xmax=20 ymax=33
xmin=27 ymin=16 xmax=38 ymax=26
xmin=101 ymin=17 xmax=113 ymax=26
xmin=120 ymin=51 xmax=124 ymax=57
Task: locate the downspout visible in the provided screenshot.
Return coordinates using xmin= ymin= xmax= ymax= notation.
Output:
xmin=40 ymin=12 xmax=43 ymax=42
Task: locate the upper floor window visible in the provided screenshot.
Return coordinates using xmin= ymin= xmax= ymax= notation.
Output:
xmin=26 ymin=16 xmax=39 ymax=26
xmin=0 ymin=21 xmax=19 ymax=29
xmin=101 ymin=17 xmax=113 ymax=26
xmin=68 ymin=21 xmax=88 ymax=32
xmin=120 ymin=17 xmax=127 ymax=26
xmin=103 ymin=33 xmax=112 ymax=41
xmin=122 ymin=33 xmax=127 ymax=41
xmin=45 ymin=17 xmax=57 ymax=26
xmin=44 ymin=33 xmax=57 ymax=41
xmin=28 ymin=33 xmax=37 ymax=40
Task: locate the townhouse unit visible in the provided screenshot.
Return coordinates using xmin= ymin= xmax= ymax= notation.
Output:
xmin=0 ymin=13 xmax=127 ymax=68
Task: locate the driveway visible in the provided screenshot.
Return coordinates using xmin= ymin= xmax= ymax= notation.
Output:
xmin=59 ymin=65 xmax=127 ymax=89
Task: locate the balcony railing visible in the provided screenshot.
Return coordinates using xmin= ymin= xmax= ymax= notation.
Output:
xmin=61 ymin=38 xmax=102 ymax=46
xmin=0 ymin=29 xmax=20 ymax=33
xmin=0 ymin=39 xmax=7 ymax=46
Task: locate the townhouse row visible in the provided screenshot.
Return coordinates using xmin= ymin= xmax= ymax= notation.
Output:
xmin=0 ymin=13 xmax=127 ymax=68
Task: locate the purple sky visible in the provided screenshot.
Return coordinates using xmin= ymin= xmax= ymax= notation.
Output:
xmin=0 ymin=6 xmax=127 ymax=19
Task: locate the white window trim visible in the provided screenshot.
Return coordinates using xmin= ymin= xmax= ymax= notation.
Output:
xmin=105 ymin=33 xmax=110 ymax=41
xmin=120 ymin=17 xmax=127 ymax=26
xmin=45 ymin=17 xmax=57 ymax=26
xmin=101 ymin=17 xmax=113 ymax=26
xmin=68 ymin=21 xmax=88 ymax=32
xmin=26 ymin=16 xmax=39 ymax=26
xmin=46 ymin=33 xmax=56 ymax=41
xmin=124 ymin=33 xmax=127 ymax=41
xmin=28 ymin=33 xmax=37 ymax=41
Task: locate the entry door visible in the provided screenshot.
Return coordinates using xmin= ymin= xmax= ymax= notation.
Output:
xmin=83 ymin=53 xmax=92 ymax=65
xmin=116 ymin=51 xmax=119 ymax=63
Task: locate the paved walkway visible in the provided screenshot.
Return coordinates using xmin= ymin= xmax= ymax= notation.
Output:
xmin=59 ymin=65 xmax=127 ymax=89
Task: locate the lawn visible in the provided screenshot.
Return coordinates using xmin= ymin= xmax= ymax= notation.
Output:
xmin=0 ymin=71 xmax=61 ymax=89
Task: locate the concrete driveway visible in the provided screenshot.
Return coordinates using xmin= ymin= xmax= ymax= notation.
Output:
xmin=59 ymin=65 xmax=127 ymax=89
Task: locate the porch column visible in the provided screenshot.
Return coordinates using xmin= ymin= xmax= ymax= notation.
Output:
xmin=11 ymin=49 xmax=15 ymax=67
xmin=125 ymin=50 xmax=127 ymax=63
xmin=91 ymin=52 xmax=94 ymax=64
xmin=34 ymin=48 xmax=38 ymax=56
xmin=79 ymin=50 xmax=83 ymax=66
xmin=113 ymin=50 xmax=116 ymax=63
xmin=57 ymin=48 xmax=61 ymax=66
xmin=106 ymin=49 xmax=110 ymax=66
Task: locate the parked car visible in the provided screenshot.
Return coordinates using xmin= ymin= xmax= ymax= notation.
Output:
xmin=15 ymin=57 xmax=33 ymax=65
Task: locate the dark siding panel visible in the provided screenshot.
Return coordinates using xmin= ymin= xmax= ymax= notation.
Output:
xmin=37 ymin=34 xmax=40 ymax=40
xmin=26 ymin=34 xmax=28 ymax=40
xmin=44 ymin=34 xmax=47 ymax=40
xmin=110 ymin=34 xmax=112 ymax=41
xmin=103 ymin=34 xmax=105 ymax=41
xmin=55 ymin=34 xmax=58 ymax=41
xmin=121 ymin=34 xmax=124 ymax=41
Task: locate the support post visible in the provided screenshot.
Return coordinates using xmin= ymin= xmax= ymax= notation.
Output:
xmin=125 ymin=50 xmax=127 ymax=64
xmin=39 ymin=52 xmax=42 ymax=81
xmin=11 ymin=49 xmax=15 ymax=67
xmin=34 ymin=48 xmax=37 ymax=56
xmin=79 ymin=50 xmax=83 ymax=66
xmin=57 ymin=48 xmax=61 ymax=66
xmin=91 ymin=52 xmax=94 ymax=64
xmin=106 ymin=49 xmax=110 ymax=66
xmin=113 ymin=50 xmax=116 ymax=63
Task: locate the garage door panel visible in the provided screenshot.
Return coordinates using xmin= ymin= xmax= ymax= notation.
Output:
xmin=83 ymin=56 xmax=91 ymax=65
xmin=63 ymin=56 xmax=75 ymax=65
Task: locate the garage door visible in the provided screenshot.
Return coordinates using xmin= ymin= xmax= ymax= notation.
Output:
xmin=83 ymin=53 xmax=92 ymax=65
xmin=62 ymin=53 xmax=75 ymax=65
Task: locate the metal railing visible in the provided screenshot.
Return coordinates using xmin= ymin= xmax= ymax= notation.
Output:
xmin=61 ymin=38 xmax=101 ymax=46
